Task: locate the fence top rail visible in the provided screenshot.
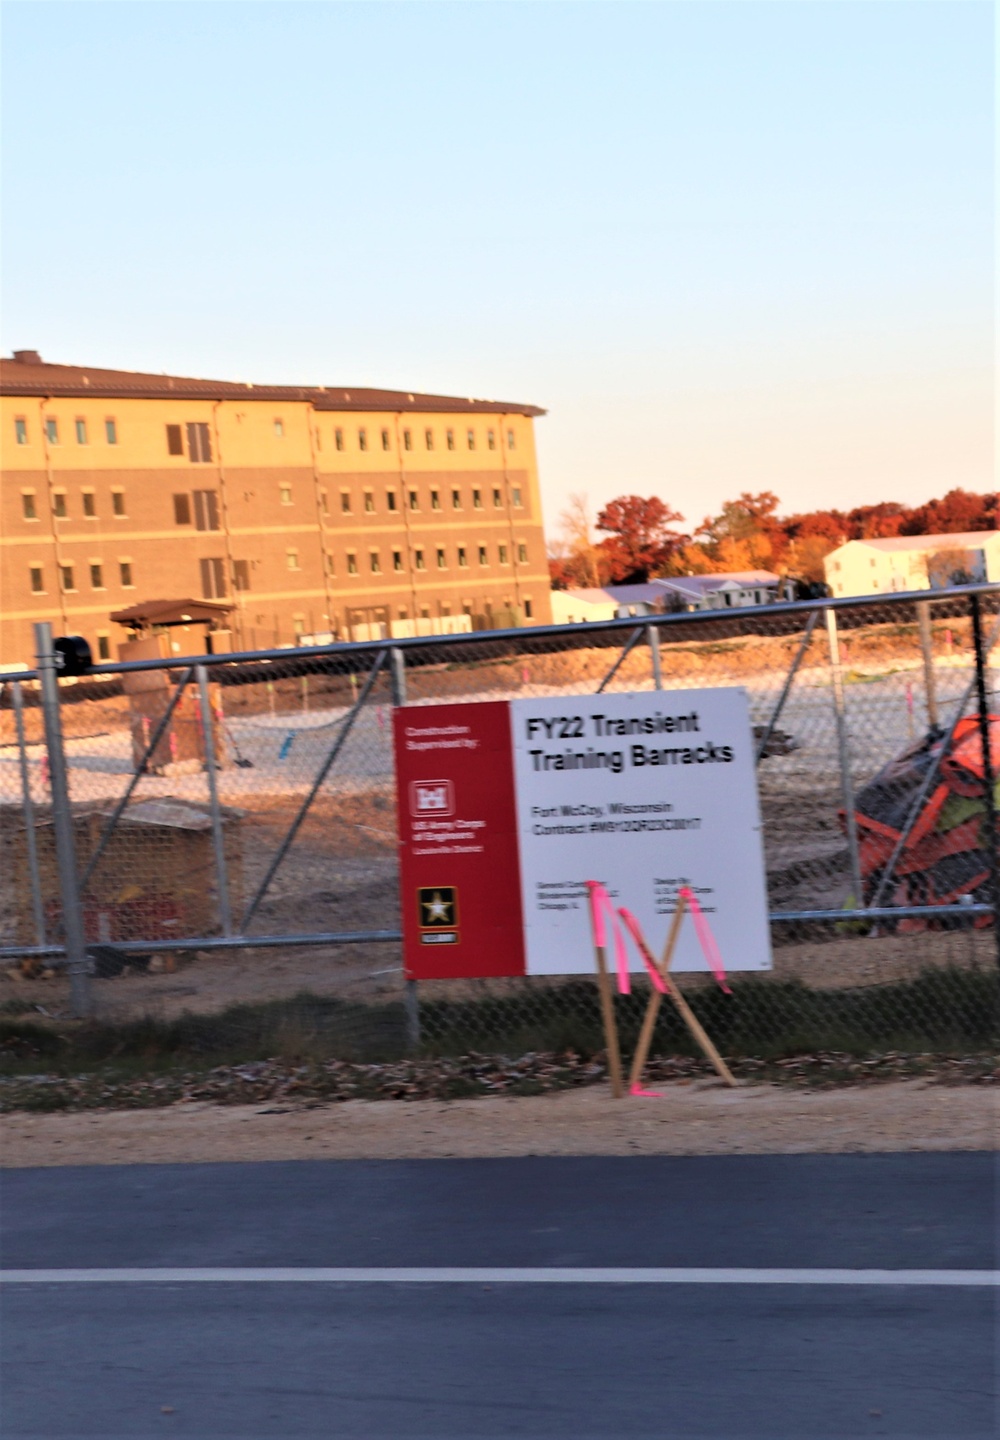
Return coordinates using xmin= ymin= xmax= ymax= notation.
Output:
xmin=3 ymin=581 xmax=998 ymax=685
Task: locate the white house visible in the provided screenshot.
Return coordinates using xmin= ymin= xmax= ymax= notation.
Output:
xmin=549 ymin=572 xmax=782 ymax=623
xmin=823 ymin=533 xmax=1000 ymax=598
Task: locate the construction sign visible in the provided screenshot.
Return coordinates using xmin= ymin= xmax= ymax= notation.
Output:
xmin=393 ymin=687 xmax=772 ymax=980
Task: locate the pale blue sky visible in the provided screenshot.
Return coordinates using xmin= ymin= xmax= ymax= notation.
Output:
xmin=2 ymin=1 xmax=994 ymax=534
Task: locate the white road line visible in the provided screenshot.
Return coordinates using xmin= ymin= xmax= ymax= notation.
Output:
xmin=1 ymin=1267 xmax=996 ymax=1287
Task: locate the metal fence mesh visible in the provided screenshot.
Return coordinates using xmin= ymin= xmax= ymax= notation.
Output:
xmin=1 ymin=586 xmax=997 ymax=1071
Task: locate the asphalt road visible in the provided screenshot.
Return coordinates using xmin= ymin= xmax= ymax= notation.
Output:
xmin=1 ymin=1153 xmax=996 ymax=1440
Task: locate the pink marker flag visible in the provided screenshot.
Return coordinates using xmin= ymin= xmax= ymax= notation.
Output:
xmin=616 ymin=908 xmax=668 ymax=994
xmin=585 ymin=881 xmax=630 ymax=994
xmin=678 ymin=886 xmax=733 ymax=993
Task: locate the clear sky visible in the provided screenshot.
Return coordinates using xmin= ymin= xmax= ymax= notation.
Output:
xmin=2 ymin=1 xmax=994 ymax=537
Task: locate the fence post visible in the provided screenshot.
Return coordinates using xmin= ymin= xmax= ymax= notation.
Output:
xmin=825 ymin=608 xmax=864 ymax=908
xmin=969 ymin=594 xmax=1000 ymax=970
xmin=196 ymin=664 xmax=233 ymax=936
xmin=647 ymin=624 xmax=663 ymax=690
xmin=389 ymin=646 xmax=420 ymax=1048
xmin=12 ymin=681 xmax=46 ymax=946
xmin=917 ymin=601 xmax=939 ymax=728
xmin=33 ymin=622 xmax=90 ymax=1016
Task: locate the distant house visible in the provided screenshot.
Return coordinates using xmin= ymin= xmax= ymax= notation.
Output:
xmin=823 ymin=533 xmax=1000 ymax=598
xmin=549 ymin=571 xmax=781 ymax=623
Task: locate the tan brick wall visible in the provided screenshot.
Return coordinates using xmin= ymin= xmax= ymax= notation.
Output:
xmin=0 ymin=395 xmax=551 ymax=664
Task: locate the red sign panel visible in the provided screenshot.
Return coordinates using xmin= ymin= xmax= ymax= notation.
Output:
xmin=393 ymin=701 xmax=526 ymax=979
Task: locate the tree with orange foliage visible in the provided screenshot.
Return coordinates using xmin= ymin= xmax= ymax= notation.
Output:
xmin=595 ymin=494 xmax=686 ymax=582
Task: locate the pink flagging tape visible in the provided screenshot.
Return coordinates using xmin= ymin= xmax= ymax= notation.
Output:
xmin=585 ymin=882 xmax=630 ymax=993
xmin=616 ymin=908 xmax=668 ymax=994
xmin=679 ymin=887 xmax=732 ymax=993
xmin=629 ymin=1084 xmax=664 ymax=1098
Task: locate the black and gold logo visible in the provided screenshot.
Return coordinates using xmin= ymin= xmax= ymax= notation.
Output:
xmin=418 ymin=886 xmax=458 ymax=929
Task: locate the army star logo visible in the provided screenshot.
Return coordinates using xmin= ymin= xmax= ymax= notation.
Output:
xmin=418 ymin=886 xmax=458 ymax=928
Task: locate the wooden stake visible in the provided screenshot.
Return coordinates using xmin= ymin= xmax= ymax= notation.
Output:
xmin=627 ymin=894 xmax=686 ymax=1092
xmin=629 ymin=914 xmax=737 ymax=1089
xmin=593 ymin=942 xmax=625 ymax=1099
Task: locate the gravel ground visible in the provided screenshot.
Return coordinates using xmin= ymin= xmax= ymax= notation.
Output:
xmin=2 ymin=1079 xmax=995 ymax=1167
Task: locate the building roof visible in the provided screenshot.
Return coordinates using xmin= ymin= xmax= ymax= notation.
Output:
xmin=656 ymin=571 xmax=779 ymax=598
xmin=109 ymin=598 xmax=234 ymax=628
xmin=0 ymin=351 xmax=545 ymax=416
xmin=840 ymin=532 xmax=997 ymax=552
xmin=559 ymin=574 xmax=781 ymax=608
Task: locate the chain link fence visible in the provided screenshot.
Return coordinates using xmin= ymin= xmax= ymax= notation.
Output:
xmin=1 ymin=585 xmax=998 ymax=1073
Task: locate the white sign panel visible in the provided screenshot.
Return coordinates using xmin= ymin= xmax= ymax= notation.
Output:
xmin=510 ymin=687 xmax=772 ymax=974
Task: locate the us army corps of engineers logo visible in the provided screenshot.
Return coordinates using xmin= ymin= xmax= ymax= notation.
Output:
xmin=417 ymin=886 xmax=459 ymax=946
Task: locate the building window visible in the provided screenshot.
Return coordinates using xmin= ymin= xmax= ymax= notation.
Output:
xmin=517 ymin=542 xmax=528 ymax=563
xmin=293 ymin=616 xmax=305 ymax=638
xmin=315 ymin=428 xmax=322 ymax=450
xmin=198 ymin=558 xmax=223 ymax=598
xmin=320 ymin=488 xmax=328 ymax=514
xmin=472 ymin=488 xmax=482 ymax=509
xmin=173 ymin=494 xmax=191 ymax=525
xmin=487 ymin=429 xmax=496 ymax=450
xmin=45 ymin=417 xmax=59 ymax=445
xmin=187 ymin=422 xmax=212 ymax=463
xmin=82 ymin=491 xmax=96 ymax=517
xmin=512 ymin=486 xmax=522 ymax=507
xmin=280 ymin=484 xmax=293 ymax=506
xmin=452 ymin=488 xmax=462 ymax=509
xmin=29 ymin=565 xmax=44 ymax=594
xmin=347 ymin=551 xmax=358 ymax=575
xmin=335 ymin=427 xmax=344 ymax=451
xmin=97 ymin=634 xmax=111 ymax=661
xmin=364 ymin=491 xmax=375 ymax=513
xmin=393 ymin=549 xmax=403 ymax=572
xmin=325 ymin=552 xmax=335 ymax=576
xmin=370 ymin=551 xmax=381 ymax=574
xmin=425 ymin=428 xmax=434 ymax=450
xmin=286 ymin=548 xmax=300 ymax=571
xmin=21 ymin=492 xmax=36 ymax=520
xmin=499 ymin=545 xmax=509 ymax=565
xmin=381 ymin=429 xmax=391 ymax=451
xmin=478 ymin=546 xmax=488 ymax=565
xmin=341 ymin=491 xmax=352 ymax=513
xmin=75 ymin=418 xmax=88 ymax=445
xmin=414 ymin=548 xmax=425 ymax=571
xmin=358 ymin=427 xmax=368 ymax=451
xmin=233 ymin=560 xmax=250 ymax=592
xmin=408 ymin=489 xmax=419 ymax=510
xmin=437 ymin=547 xmax=447 ymax=569
xmin=387 ymin=491 xmax=397 ymax=512
xmin=524 ymin=597 xmax=533 ymax=618
xmin=274 ymin=419 xmax=284 ymax=438
xmin=430 ymin=488 xmax=441 ymax=510
xmin=457 ymin=546 xmax=467 ymax=567
xmin=60 ymin=565 xmax=75 ymax=592
xmin=467 ymin=428 xmax=476 ymax=450
xmin=403 ymin=429 xmax=412 ymax=451
xmin=105 ymin=418 xmax=118 ymax=445
xmin=15 ymin=417 xmax=28 ymax=445
xmin=52 ymin=492 xmax=67 ymax=518
xmin=112 ymin=490 xmax=126 ymax=517
xmin=493 ymin=488 xmax=502 ymax=508
xmin=166 ymin=424 xmax=184 ymax=455
xmin=507 ymin=428 xmax=516 ymax=450
xmin=446 ymin=428 xmax=455 ymax=451
xmin=90 ymin=563 xmax=104 ymax=590
xmin=120 ymin=561 xmax=134 ymax=588
xmin=193 ymin=490 xmax=220 ymax=531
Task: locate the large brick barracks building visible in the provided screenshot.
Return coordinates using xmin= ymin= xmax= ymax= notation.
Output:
xmin=0 ymin=351 xmax=552 ymax=665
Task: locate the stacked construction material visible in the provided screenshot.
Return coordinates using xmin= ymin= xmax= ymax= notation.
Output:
xmin=852 ymin=714 xmax=1000 ymax=929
